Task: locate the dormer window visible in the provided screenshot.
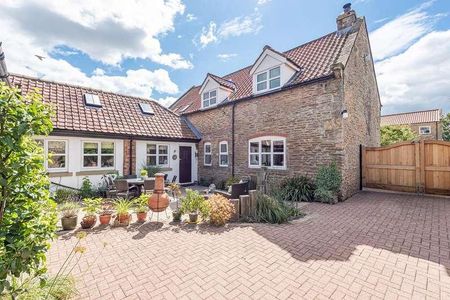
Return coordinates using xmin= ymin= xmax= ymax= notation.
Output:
xmin=84 ymin=93 xmax=101 ymax=107
xmin=202 ymin=90 xmax=217 ymax=108
xmin=256 ymin=66 xmax=281 ymax=92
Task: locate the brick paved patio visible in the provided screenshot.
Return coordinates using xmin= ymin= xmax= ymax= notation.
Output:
xmin=48 ymin=191 xmax=450 ymax=299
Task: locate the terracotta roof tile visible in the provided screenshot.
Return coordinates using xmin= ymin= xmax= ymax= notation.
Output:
xmin=10 ymin=74 xmax=199 ymax=141
xmin=381 ymin=109 xmax=442 ymax=126
xmin=171 ymin=29 xmax=356 ymax=114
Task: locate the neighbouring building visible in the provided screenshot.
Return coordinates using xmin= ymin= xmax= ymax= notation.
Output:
xmin=170 ymin=4 xmax=381 ymax=199
xmin=381 ymin=109 xmax=442 ymax=140
xmin=7 ymin=74 xmax=200 ymax=188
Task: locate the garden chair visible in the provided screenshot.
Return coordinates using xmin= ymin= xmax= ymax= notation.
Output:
xmin=113 ymin=179 xmax=138 ymax=199
xmin=143 ymin=179 xmax=155 ymax=194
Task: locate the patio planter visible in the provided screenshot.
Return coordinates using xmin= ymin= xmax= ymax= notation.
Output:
xmin=189 ymin=213 xmax=198 ymax=223
xmin=80 ymin=215 xmax=96 ymax=229
xmin=99 ymin=214 xmax=112 ymax=225
xmin=114 ymin=213 xmax=131 ymax=226
xmin=172 ymin=210 xmax=182 ymax=222
xmin=136 ymin=212 xmax=147 ymax=222
xmin=61 ymin=216 xmax=78 ymax=230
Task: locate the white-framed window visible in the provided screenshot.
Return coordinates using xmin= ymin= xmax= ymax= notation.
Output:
xmin=248 ymin=136 xmax=286 ymax=169
xmin=202 ymin=90 xmax=217 ymax=108
xmin=419 ymin=126 xmax=431 ymax=135
xmin=256 ymin=66 xmax=281 ymax=92
xmin=35 ymin=139 xmax=68 ymax=171
xmin=82 ymin=141 xmax=115 ymax=169
xmin=146 ymin=144 xmax=169 ymax=167
xmin=219 ymin=141 xmax=228 ymax=167
xmin=204 ymin=142 xmax=212 ymax=166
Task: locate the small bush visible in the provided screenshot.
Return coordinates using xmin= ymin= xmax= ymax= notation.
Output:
xmin=278 ymin=176 xmax=315 ymax=202
xmin=255 ymin=192 xmax=301 ymax=224
xmin=208 ymin=194 xmax=235 ymax=226
xmin=180 ymin=189 xmax=209 ymax=217
xmin=144 ymin=165 xmax=162 ymax=177
xmin=79 ymin=177 xmax=95 ymax=199
xmin=59 ymin=201 xmax=80 ymax=218
xmin=13 ymin=276 xmax=77 ymax=300
xmin=315 ymin=162 xmax=342 ymax=203
xmin=54 ymin=188 xmax=80 ymax=203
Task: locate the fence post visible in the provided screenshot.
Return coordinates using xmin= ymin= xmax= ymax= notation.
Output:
xmin=414 ymin=142 xmax=421 ymax=193
xmin=419 ymin=140 xmax=425 ymax=194
xmin=360 ymin=145 xmax=366 ymax=189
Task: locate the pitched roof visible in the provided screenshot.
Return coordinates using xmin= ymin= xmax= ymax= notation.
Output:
xmin=381 ymin=109 xmax=442 ymax=126
xmin=207 ymin=73 xmax=236 ymax=91
xmin=171 ymin=26 xmax=360 ymax=114
xmin=10 ymin=74 xmax=199 ymax=141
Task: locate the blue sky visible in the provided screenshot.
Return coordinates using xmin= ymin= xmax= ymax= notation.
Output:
xmin=1 ymin=0 xmax=449 ymax=114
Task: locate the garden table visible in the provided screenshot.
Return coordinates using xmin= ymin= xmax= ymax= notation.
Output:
xmin=126 ymin=177 xmax=155 ymax=195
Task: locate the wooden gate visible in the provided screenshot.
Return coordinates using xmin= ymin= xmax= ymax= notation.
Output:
xmin=362 ymin=140 xmax=450 ymax=195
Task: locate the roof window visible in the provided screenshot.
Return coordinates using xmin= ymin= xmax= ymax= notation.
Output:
xmin=84 ymin=93 xmax=101 ymax=107
xmin=139 ymin=103 xmax=154 ymax=115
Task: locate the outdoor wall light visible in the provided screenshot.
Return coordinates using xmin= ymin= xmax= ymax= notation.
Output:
xmin=341 ymin=109 xmax=349 ymax=119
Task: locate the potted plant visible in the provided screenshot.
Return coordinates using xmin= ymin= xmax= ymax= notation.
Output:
xmin=114 ymin=199 xmax=132 ymax=225
xmin=140 ymin=168 xmax=148 ymax=180
xmin=180 ymin=189 xmax=209 ymax=223
xmin=80 ymin=198 xmax=101 ymax=229
xmin=133 ymin=194 xmax=149 ymax=222
xmin=167 ymin=182 xmax=182 ymax=222
xmin=99 ymin=200 xmax=113 ymax=225
xmin=59 ymin=201 xmax=80 ymax=230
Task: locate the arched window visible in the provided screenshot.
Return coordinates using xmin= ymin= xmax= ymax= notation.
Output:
xmin=219 ymin=141 xmax=228 ymax=167
xmin=248 ymin=136 xmax=286 ymax=169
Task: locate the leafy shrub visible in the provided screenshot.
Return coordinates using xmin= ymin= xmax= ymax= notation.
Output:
xmin=180 ymin=189 xmax=209 ymax=217
xmin=8 ymin=275 xmax=77 ymax=300
xmin=82 ymin=198 xmax=102 ymax=217
xmin=133 ymin=194 xmax=149 ymax=213
xmin=208 ymin=194 xmax=235 ymax=226
xmin=79 ymin=177 xmax=95 ymax=199
xmin=278 ymin=176 xmax=315 ymax=202
xmin=54 ymin=188 xmax=79 ymax=204
xmin=315 ymin=162 xmax=342 ymax=203
xmin=59 ymin=202 xmax=80 ymax=218
xmin=198 ymin=177 xmax=213 ymax=187
xmin=0 ymin=83 xmax=57 ymax=294
xmin=114 ymin=199 xmax=132 ymax=216
xmin=144 ymin=165 xmax=162 ymax=177
xmin=255 ymin=192 xmax=300 ymax=224
xmin=381 ymin=125 xmax=418 ymax=146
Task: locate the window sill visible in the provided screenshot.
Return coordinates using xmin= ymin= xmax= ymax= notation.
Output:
xmin=48 ymin=171 xmax=72 ymax=177
xmin=76 ymin=169 xmax=118 ymax=176
xmin=248 ymin=166 xmax=287 ymax=171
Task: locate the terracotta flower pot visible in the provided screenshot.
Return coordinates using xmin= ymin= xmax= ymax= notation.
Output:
xmin=189 ymin=213 xmax=198 ymax=223
xmin=61 ymin=216 xmax=77 ymax=230
xmin=117 ymin=213 xmax=130 ymax=224
xmin=99 ymin=214 xmax=112 ymax=225
xmin=80 ymin=215 xmax=96 ymax=229
xmin=136 ymin=212 xmax=147 ymax=222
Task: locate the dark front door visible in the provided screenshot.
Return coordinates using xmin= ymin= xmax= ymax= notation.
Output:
xmin=179 ymin=146 xmax=192 ymax=184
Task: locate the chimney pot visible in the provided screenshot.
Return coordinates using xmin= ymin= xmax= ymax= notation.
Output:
xmin=343 ymin=3 xmax=352 ymax=13
xmin=336 ymin=3 xmax=357 ymax=32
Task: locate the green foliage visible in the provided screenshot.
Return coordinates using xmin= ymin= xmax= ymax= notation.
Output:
xmin=133 ymin=194 xmax=149 ymax=213
xmin=58 ymin=202 xmax=80 ymax=218
xmin=53 ymin=188 xmax=79 ymax=204
xmin=208 ymin=194 xmax=235 ymax=226
xmin=381 ymin=125 xmax=418 ymax=146
xmin=180 ymin=189 xmax=209 ymax=217
xmin=79 ymin=177 xmax=94 ymax=199
xmin=315 ymin=162 xmax=342 ymax=203
xmin=114 ymin=199 xmax=132 ymax=216
xmin=442 ymin=113 xmax=450 ymax=141
xmin=255 ymin=192 xmax=300 ymax=224
xmin=277 ymin=176 xmax=315 ymax=202
xmin=225 ymin=177 xmax=240 ymax=188
xmin=0 ymin=83 xmax=57 ymax=294
xmin=144 ymin=166 xmax=162 ymax=177
xmin=81 ymin=198 xmax=101 ymax=217
xmin=140 ymin=169 xmax=148 ymax=177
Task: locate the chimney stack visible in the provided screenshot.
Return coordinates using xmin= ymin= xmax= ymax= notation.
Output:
xmin=336 ymin=3 xmax=357 ymax=32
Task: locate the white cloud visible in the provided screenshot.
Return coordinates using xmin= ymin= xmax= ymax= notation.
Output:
xmin=375 ymin=30 xmax=450 ymax=114
xmin=92 ymin=68 xmax=105 ymax=76
xmin=0 ymin=0 xmax=192 ymax=69
xmin=370 ymin=1 xmax=439 ymax=61
xmin=186 ymin=13 xmax=197 ymax=22
xmin=199 ymin=22 xmax=218 ymax=47
xmin=156 ymin=96 xmax=178 ymax=108
xmin=217 ymin=53 xmax=237 ymax=61
xmin=196 ymin=12 xmax=262 ymax=48
xmin=257 ymin=0 xmax=271 ymax=5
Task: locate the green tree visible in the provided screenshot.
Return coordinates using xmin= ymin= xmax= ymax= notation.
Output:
xmin=442 ymin=113 xmax=450 ymax=141
xmin=0 ymin=82 xmax=57 ymax=295
xmin=380 ymin=125 xmax=418 ymax=146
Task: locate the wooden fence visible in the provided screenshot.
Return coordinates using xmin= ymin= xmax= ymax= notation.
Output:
xmin=362 ymin=140 xmax=450 ymax=195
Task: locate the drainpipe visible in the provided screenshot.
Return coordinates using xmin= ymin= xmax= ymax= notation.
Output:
xmin=0 ymin=42 xmax=11 ymax=86
xmin=129 ymin=139 xmax=133 ymax=175
xmin=231 ymin=103 xmax=236 ymax=177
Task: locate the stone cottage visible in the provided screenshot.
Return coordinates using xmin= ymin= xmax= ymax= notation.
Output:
xmin=170 ymin=4 xmax=381 ymax=199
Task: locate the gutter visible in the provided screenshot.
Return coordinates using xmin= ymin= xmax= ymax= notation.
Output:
xmin=0 ymin=42 xmax=11 ymax=86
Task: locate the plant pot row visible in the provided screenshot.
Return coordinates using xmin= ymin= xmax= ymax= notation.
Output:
xmin=61 ymin=212 xmax=149 ymax=230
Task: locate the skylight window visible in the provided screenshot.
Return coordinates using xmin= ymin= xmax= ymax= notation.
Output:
xmin=139 ymin=103 xmax=154 ymax=115
xmin=84 ymin=93 xmax=101 ymax=107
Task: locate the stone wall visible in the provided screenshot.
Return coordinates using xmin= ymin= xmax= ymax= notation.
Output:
xmin=341 ymin=20 xmax=381 ymax=198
